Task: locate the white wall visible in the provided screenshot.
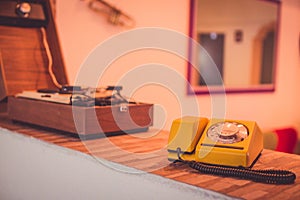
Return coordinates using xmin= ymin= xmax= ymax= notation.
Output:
xmin=56 ymin=0 xmax=300 ymax=133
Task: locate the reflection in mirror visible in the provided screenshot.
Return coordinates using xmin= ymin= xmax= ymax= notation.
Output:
xmin=187 ymin=0 xmax=280 ymax=94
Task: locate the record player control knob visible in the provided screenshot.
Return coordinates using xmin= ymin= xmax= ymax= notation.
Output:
xmin=16 ymin=2 xmax=32 ymax=18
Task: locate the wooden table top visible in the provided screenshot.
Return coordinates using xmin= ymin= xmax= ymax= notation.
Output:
xmin=0 ymin=113 xmax=299 ymax=200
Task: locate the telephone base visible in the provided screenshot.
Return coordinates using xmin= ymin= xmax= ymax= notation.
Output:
xmin=167 ymin=116 xmax=264 ymax=168
xmin=168 ymin=150 xmax=262 ymax=169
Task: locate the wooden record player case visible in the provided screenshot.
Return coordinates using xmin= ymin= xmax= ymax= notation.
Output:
xmin=1 ymin=0 xmax=153 ymax=138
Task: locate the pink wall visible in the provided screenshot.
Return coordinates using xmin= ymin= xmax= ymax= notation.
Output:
xmin=56 ymin=0 xmax=300 ymax=132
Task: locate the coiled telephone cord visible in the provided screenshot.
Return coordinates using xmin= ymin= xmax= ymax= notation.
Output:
xmin=176 ymin=149 xmax=296 ymax=185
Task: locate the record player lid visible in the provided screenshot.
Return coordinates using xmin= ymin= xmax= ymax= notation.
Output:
xmin=0 ymin=0 xmax=68 ymax=102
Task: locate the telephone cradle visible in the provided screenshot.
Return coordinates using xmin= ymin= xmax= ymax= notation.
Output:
xmin=167 ymin=116 xmax=296 ymax=184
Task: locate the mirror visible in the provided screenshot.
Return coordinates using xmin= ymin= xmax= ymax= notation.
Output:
xmin=187 ymin=0 xmax=280 ymax=94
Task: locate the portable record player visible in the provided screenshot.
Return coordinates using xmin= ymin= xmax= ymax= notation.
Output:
xmin=8 ymin=86 xmax=153 ymax=138
xmin=0 ymin=0 xmax=153 ymax=138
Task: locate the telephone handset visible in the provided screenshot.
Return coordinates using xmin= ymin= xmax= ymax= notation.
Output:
xmin=167 ymin=116 xmax=296 ymax=184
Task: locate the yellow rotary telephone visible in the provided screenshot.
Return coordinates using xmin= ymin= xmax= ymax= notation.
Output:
xmin=167 ymin=116 xmax=296 ymax=184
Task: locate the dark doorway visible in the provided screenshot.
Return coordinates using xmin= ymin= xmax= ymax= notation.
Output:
xmin=198 ymin=33 xmax=225 ymax=86
xmin=260 ymin=31 xmax=274 ymax=84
